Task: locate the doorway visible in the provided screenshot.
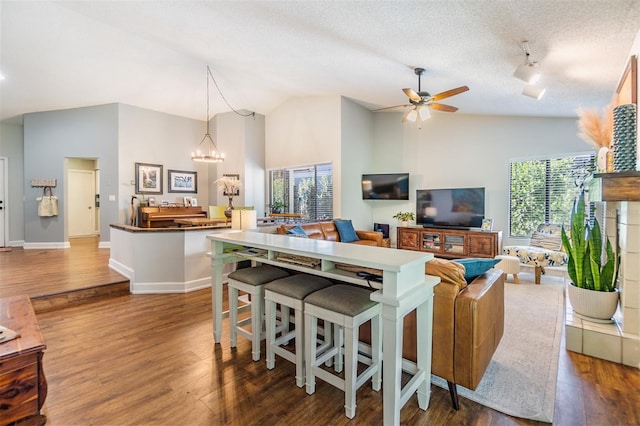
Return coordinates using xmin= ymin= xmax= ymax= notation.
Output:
xmin=0 ymin=157 xmax=7 ymax=247
xmin=66 ymin=158 xmax=99 ymax=238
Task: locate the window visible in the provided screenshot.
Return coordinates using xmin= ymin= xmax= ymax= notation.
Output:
xmin=268 ymin=163 xmax=333 ymax=221
xmin=509 ymin=153 xmax=594 ymax=237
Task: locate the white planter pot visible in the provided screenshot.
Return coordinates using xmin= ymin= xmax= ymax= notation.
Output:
xmin=401 ymin=221 xmax=408 ymax=227
xmin=567 ymin=282 xmax=619 ymax=323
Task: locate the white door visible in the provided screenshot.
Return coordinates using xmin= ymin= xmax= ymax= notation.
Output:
xmin=0 ymin=158 xmax=6 ymax=247
xmin=68 ymin=169 xmax=97 ymax=237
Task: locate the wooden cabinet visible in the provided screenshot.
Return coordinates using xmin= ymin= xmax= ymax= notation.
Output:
xmin=0 ymin=295 xmax=47 ymax=426
xmin=397 ymin=226 xmax=502 ymax=259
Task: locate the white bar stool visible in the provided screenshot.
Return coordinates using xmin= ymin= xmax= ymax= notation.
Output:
xmin=227 ymin=265 xmax=290 ymax=361
xmin=264 ymin=274 xmax=334 ymax=387
xmin=304 ymin=284 xmax=382 ymax=419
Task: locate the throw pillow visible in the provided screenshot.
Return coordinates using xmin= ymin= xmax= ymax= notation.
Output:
xmin=286 ymin=225 xmax=309 ymax=238
xmin=333 ymin=219 xmax=359 ymax=243
xmin=529 ymin=231 xmax=563 ymax=251
xmin=425 ymin=258 xmax=467 ymax=288
xmin=453 ymin=258 xmax=500 ymax=281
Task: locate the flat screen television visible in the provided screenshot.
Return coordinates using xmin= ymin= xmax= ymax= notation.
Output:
xmin=416 ymin=187 xmax=485 ymax=229
xmin=362 ymin=173 xmax=409 ymax=200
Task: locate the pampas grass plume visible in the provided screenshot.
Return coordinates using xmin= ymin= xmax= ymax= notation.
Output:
xmin=577 ymin=105 xmax=613 ymax=149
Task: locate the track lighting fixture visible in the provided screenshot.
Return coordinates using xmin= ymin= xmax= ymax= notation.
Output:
xmin=513 ymin=41 xmax=545 ymax=99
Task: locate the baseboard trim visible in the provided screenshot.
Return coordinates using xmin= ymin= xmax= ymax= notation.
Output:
xmin=24 ymin=241 xmax=71 ymax=249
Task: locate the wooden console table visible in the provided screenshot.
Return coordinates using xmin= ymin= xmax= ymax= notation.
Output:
xmin=397 ymin=226 xmax=502 ymax=258
xmin=0 ymin=295 xmax=47 ymax=425
xmin=207 ymin=231 xmax=439 ymax=425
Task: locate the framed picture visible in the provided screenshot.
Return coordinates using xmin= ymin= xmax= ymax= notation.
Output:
xmin=481 ymin=218 xmax=494 ymax=231
xmin=222 ymin=173 xmax=240 ymax=196
xmin=168 ymin=170 xmax=197 ymax=194
xmin=135 ymin=163 xmax=163 ymax=194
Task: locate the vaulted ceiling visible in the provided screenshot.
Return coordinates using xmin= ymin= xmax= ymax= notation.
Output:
xmin=1 ymin=1 xmax=639 ymax=124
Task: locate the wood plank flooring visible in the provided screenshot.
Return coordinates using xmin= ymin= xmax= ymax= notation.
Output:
xmin=3 ymin=241 xmax=639 ymax=425
xmin=0 ymin=237 xmax=129 ymax=312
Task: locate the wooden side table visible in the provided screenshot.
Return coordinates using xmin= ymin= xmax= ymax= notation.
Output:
xmin=0 ymin=295 xmax=47 ymax=425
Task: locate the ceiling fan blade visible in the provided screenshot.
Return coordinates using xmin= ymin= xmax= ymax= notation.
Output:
xmin=430 ymin=86 xmax=469 ymax=101
xmin=403 ymin=88 xmax=421 ymax=102
xmin=373 ymin=104 xmax=411 ymax=112
xmin=429 ymin=103 xmax=459 ymax=112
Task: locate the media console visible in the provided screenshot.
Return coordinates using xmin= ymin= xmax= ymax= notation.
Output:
xmin=397 ymin=226 xmax=502 ymax=258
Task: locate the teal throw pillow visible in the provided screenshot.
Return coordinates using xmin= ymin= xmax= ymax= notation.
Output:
xmin=286 ymin=225 xmax=308 ymax=238
xmin=334 ymin=219 xmax=359 ymax=243
xmin=453 ymin=258 xmax=500 ymax=281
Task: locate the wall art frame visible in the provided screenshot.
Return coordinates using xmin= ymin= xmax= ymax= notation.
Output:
xmin=135 ymin=162 xmax=163 ymax=195
xmin=222 ymin=173 xmax=240 ymax=196
xmin=168 ymin=169 xmax=198 ymax=194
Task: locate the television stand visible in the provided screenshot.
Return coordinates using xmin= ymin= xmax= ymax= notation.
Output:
xmin=399 ymin=226 xmax=502 ymax=259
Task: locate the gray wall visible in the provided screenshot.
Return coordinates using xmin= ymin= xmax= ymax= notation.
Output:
xmin=23 ymin=104 xmax=119 ymax=246
xmin=370 ymin=112 xmax=591 ymax=246
xmin=0 ymin=122 xmax=25 ymax=244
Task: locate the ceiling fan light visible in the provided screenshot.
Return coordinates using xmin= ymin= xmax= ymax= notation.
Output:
xmin=513 ymin=63 xmax=540 ymax=84
xmin=522 ymin=84 xmax=546 ymax=100
xmin=404 ymin=109 xmax=418 ymax=122
xmin=418 ymin=107 xmax=431 ymax=121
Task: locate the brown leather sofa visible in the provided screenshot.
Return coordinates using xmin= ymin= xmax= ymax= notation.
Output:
xmin=362 ymin=260 xmax=505 ymax=409
xmin=276 ymin=221 xmax=384 ymax=247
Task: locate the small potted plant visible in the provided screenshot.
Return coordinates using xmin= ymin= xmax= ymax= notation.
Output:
xmin=269 ymin=201 xmax=285 ymax=214
xmin=561 ymin=191 xmax=619 ymax=322
xmin=392 ymin=211 xmax=415 ymax=227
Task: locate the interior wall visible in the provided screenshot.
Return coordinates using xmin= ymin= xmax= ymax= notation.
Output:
xmin=340 ymin=97 xmax=374 ymax=227
xmin=265 ymin=95 xmax=342 ymax=215
xmin=371 ymin=112 xmax=590 ymax=246
xmin=0 ymin=122 xmax=24 ymax=245
xmin=23 ymin=104 xmax=119 ymax=246
xmin=118 ymin=103 xmax=206 ymax=225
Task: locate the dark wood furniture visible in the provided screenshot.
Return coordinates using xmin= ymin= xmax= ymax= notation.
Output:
xmin=138 ymin=205 xmax=207 ymax=228
xmin=590 ymin=171 xmax=640 ymax=202
xmin=0 ymin=295 xmax=47 ymax=425
xmin=397 ymin=226 xmax=502 ymax=258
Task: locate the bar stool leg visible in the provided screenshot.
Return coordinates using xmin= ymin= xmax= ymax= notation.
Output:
xmin=250 ymin=287 xmax=265 ymax=361
xmin=344 ymin=324 xmax=358 ymax=419
xmin=293 ymin=306 xmax=305 ymax=387
xmin=265 ymin=297 xmax=277 ymax=370
xmin=371 ymin=313 xmax=382 ymax=391
xmin=305 ymin=312 xmax=318 ymax=395
xmin=229 ymin=285 xmax=239 ymax=348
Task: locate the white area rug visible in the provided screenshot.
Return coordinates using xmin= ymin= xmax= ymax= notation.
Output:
xmin=432 ymin=273 xmax=565 ymax=423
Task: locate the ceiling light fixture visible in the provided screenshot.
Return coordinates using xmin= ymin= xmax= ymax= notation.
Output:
xmin=513 ymin=41 xmax=546 ymax=100
xmin=513 ymin=41 xmax=540 ymax=84
xmin=191 ymin=66 xmax=255 ymax=163
xmin=522 ymin=84 xmax=546 ymax=100
xmin=403 ymin=105 xmax=431 ymax=129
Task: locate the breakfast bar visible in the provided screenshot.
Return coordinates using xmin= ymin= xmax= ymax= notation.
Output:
xmin=207 ymin=231 xmax=439 ymax=425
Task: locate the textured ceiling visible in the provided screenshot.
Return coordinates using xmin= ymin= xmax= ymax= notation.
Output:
xmin=1 ymin=0 xmax=639 ymax=124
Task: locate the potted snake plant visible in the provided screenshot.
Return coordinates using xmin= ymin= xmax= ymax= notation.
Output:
xmin=561 ymin=191 xmax=619 ymax=322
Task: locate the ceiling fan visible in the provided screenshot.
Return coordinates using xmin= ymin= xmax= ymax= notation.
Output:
xmin=374 ymin=67 xmax=469 ymax=129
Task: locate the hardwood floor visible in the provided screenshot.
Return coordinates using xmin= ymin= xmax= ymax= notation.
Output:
xmin=3 ymin=241 xmax=639 ymax=425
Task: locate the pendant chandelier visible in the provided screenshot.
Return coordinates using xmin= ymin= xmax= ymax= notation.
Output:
xmin=192 ymin=66 xmax=225 ymax=163
xmin=191 ymin=66 xmax=254 ymax=163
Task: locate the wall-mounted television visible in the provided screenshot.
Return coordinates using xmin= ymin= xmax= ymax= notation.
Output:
xmin=416 ymin=187 xmax=485 ymax=229
xmin=362 ymin=173 xmax=409 ymax=200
